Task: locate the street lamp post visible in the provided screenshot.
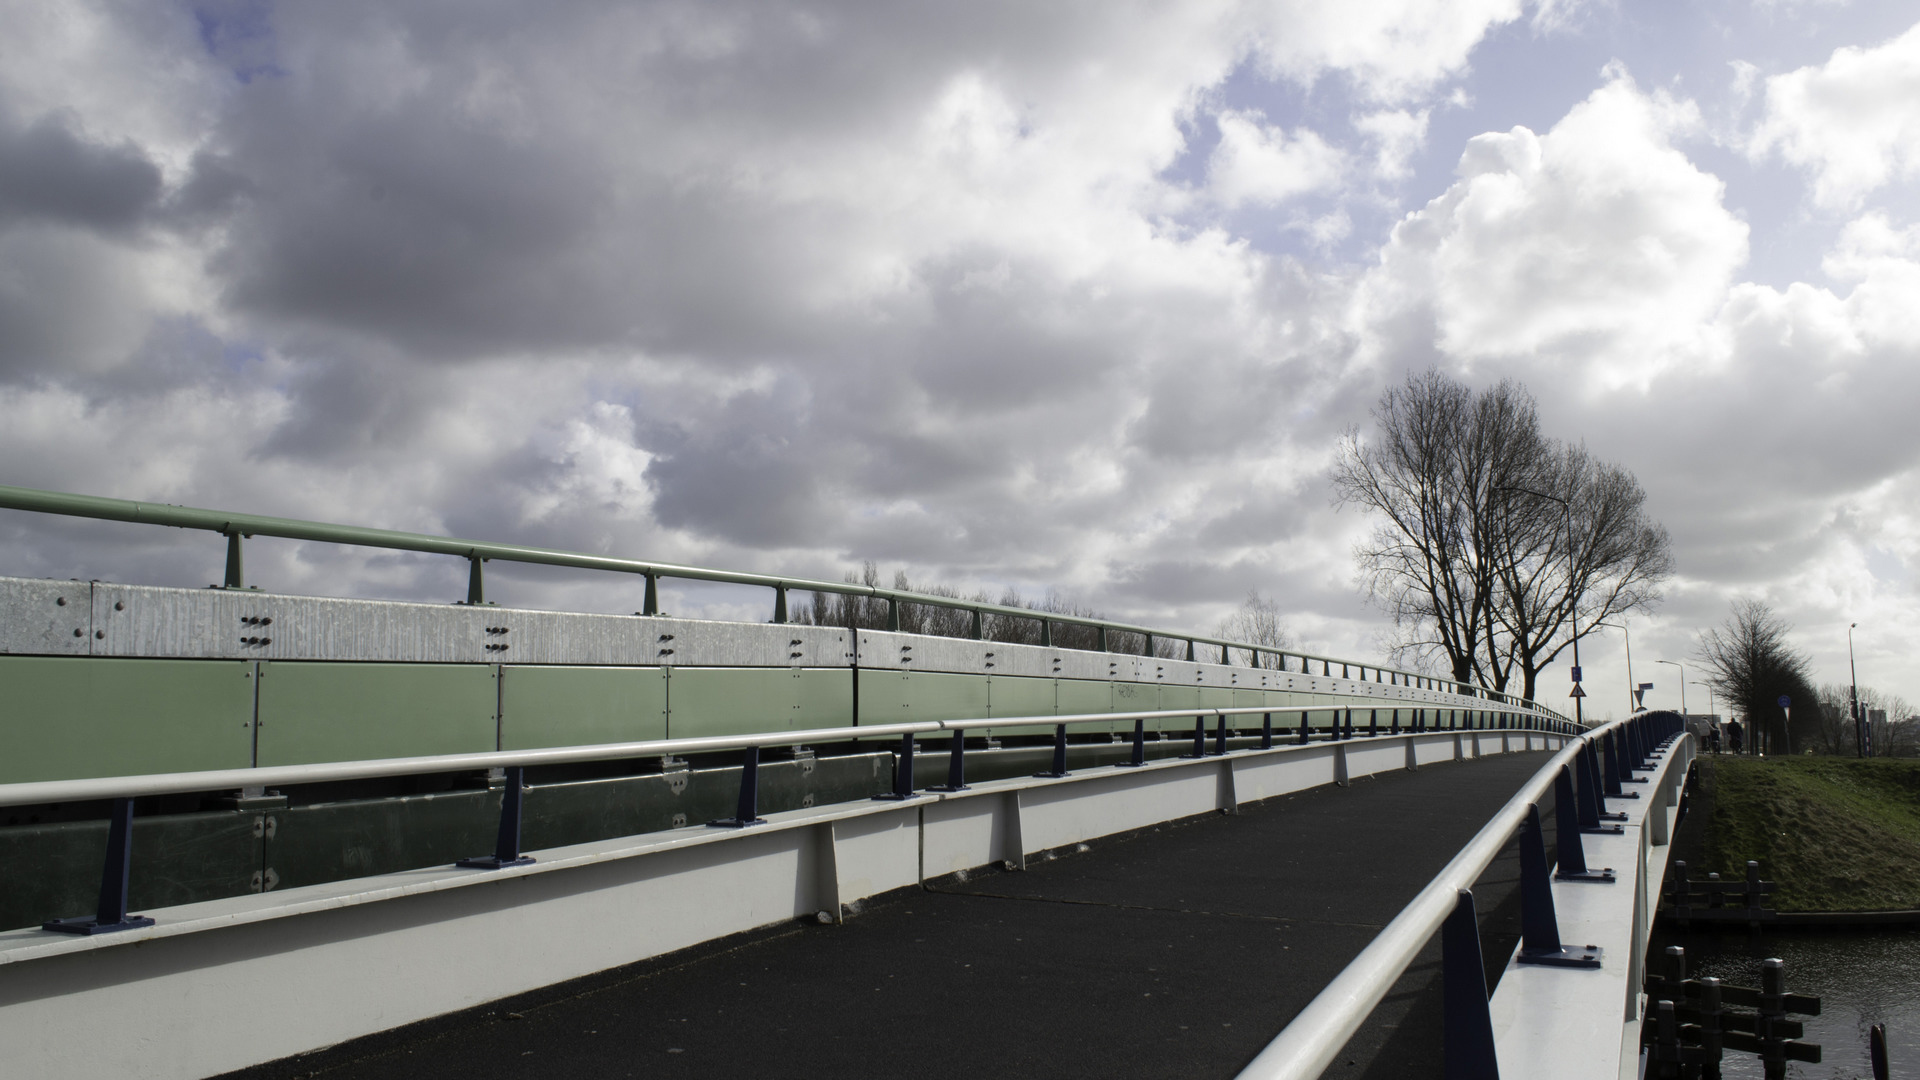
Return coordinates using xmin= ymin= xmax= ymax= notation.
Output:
xmin=1656 ymin=659 xmax=1686 ymax=715
xmin=1849 ymin=623 xmax=1862 ymax=758
xmin=1596 ymin=621 xmax=1633 ymax=716
xmin=1502 ymin=485 xmax=1584 ymax=728
xmin=1691 ymin=681 xmax=1713 ymax=718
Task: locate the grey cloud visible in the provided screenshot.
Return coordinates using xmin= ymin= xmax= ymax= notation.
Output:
xmin=0 ymin=113 xmax=163 ymax=234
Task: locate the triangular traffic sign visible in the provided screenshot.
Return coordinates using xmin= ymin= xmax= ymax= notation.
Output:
xmin=1569 ymin=685 xmax=1587 ymax=698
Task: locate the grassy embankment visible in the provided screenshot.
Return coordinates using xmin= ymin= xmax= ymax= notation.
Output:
xmin=1700 ymin=755 xmax=1920 ymax=912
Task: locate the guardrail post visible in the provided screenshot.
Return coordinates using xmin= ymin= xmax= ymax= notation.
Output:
xmin=931 ymin=731 xmax=970 ymax=791
xmin=1369 ymin=709 xmax=1379 ymax=738
xmin=874 ymin=732 xmax=921 ymax=801
xmin=1097 ymin=625 xmax=1107 ymax=652
xmin=223 ymin=529 xmax=245 ymax=589
xmin=1344 ymin=708 xmax=1355 ymax=740
xmin=642 ymin=572 xmax=659 ymax=616
xmin=970 ymin=608 xmax=983 ymax=640
xmin=1298 ymin=712 xmax=1310 ymax=745
xmin=1212 ymin=713 xmax=1228 ymax=756
xmin=1554 ymin=765 xmax=1616 ymax=882
xmin=1261 ymin=712 xmax=1273 ymax=749
xmin=1579 ymin=743 xmax=1626 ymax=829
xmin=42 ymin=797 xmax=155 ymax=935
xmin=887 ymin=598 xmax=901 ymax=632
xmin=1391 ymin=709 xmax=1400 ymax=735
xmin=1441 ymin=889 xmax=1499 ymax=1080
xmin=773 ymin=586 xmax=788 ymax=624
xmin=1186 ymin=715 xmax=1207 ymax=758
xmin=464 ymin=555 xmax=485 ymax=605
xmin=1118 ymin=717 xmax=1147 ymax=767
xmin=1041 ymin=618 xmax=1052 ymax=647
xmin=709 ymin=746 xmax=768 ymax=827
xmin=458 ymin=766 xmax=535 ymax=869
xmin=1034 ymin=724 xmax=1070 ymax=778
xmin=1515 ymin=803 xmax=1602 ymax=967
xmin=1601 ymin=735 xmax=1637 ymax=798
xmin=1185 ymin=640 xmax=1196 ymax=662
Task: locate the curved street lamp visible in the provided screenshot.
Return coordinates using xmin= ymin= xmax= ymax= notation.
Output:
xmin=1595 ymin=620 xmax=1633 ymax=716
xmin=1656 ymin=659 xmax=1685 ymax=715
xmin=1849 ymin=622 xmax=1862 ymax=757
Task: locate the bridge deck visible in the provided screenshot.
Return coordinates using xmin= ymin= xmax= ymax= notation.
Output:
xmin=219 ymin=751 xmax=1554 ymax=1080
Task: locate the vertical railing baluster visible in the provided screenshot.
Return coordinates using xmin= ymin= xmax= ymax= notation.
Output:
xmin=709 ymin=745 xmax=768 ymax=827
xmin=874 ymin=732 xmax=920 ymax=801
xmin=43 ymin=797 xmax=155 ymax=935
xmin=1441 ymin=889 xmax=1499 ymax=1080
xmin=459 ymin=766 xmax=535 ymax=869
xmin=932 ymin=729 xmax=970 ymax=791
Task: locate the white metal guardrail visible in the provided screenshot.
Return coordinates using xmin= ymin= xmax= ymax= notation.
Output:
xmin=0 ymin=699 xmax=1568 ymax=1080
xmin=1234 ymin=711 xmax=1690 ymax=1080
xmin=3 ymin=699 xmax=1567 ymax=934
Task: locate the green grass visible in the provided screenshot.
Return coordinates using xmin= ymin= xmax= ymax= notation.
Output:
xmin=1700 ymin=755 xmax=1920 ymax=912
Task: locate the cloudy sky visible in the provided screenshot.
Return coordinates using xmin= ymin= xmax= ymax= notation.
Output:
xmin=2 ymin=0 xmax=1917 ymax=719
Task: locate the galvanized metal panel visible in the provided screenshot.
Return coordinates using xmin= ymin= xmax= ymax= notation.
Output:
xmin=255 ymin=662 xmax=498 ymax=765
xmin=499 ymin=665 xmax=666 ymax=750
xmin=0 ymin=656 xmax=254 ymax=783
xmin=0 ymin=577 xmax=91 ymax=656
xmin=666 ymin=667 xmax=796 ymax=738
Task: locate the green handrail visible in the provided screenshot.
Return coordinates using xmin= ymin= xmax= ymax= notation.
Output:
xmin=0 ymin=483 xmax=1562 ymax=718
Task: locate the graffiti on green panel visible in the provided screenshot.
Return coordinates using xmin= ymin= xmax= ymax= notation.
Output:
xmin=668 ymin=667 xmax=801 ymax=738
xmin=1052 ymin=678 xmax=1119 ymax=734
xmin=256 ymin=662 xmax=497 ymax=766
xmin=499 ymin=666 xmax=666 ymax=750
xmin=0 ymin=656 xmax=253 ymax=783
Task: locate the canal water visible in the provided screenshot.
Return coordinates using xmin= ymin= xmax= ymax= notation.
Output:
xmin=1650 ymin=925 xmax=1920 ymax=1078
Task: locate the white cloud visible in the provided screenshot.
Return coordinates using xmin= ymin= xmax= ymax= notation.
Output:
xmin=1354 ymin=108 xmax=1430 ymax=181
xmin=1750 ymin=20 xmax=1920 ymax=209
xmin=1207 ymin=109 xmax=1347 ymax=208
xmin=1360 ymin=71 xmax=1746 ymax=387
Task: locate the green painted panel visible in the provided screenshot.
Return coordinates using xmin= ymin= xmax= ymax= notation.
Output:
xmin=795 ymin=669 xmax=854 ymax=729
xmin=904 ymin=671 xmax=991 ymax=723
xmin=995 ymin=676 xmax=1060 ymax=719
xmin=256 ymin=662 xmax=497 ymax=766
xmin=669 ymin=667 xmax=797 ymax=739
xmin=499 ymin=665 xmax=665 ymax=750
xmin=0 ymin=810 xmax=262 ymax=932
xmin=0 ymin=656 xmax=253 ymax=783
xmin=857 ymin=669 xmax=910 ymax=724
xmin=1199 ymin=687 xmax=1234 ymax=712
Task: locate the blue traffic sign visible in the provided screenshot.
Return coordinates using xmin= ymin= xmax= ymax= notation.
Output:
xmin=1777 ymin=695 xmax=1792 ymax=708
xmin=1570 ymin=666 xmax=1582 ymax=682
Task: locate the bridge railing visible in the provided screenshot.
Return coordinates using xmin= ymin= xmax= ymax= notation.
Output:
xmin=1233 ymin=711 xmax=1689 ymax=1080
xmin=4 ymin=698 xmax=1568 ymax=935
xmin=0 ymin=484 xmax=1559 ymax=717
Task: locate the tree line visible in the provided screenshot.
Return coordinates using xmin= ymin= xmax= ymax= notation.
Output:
xmin=1332 ymin=370 xmax=1674 ymax=702
xmin=789 ymin=563 xmax=1296 ymax=666
xmin=1697 ymin=598 xmax=1915 ymax=756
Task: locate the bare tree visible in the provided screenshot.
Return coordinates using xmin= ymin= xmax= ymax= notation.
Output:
xmin=1495 ymin=446 xmax=1673 ymax=701
xmin=1815 ymin=682 xmax=1917 ymax=756
xmin=1696 ymin=599 xmax=1820 ymax=754
xmin=1335 ymin=370 xmax=1670 ymax=702
xmin=1216 ymin=590 xmax=1292 ymax=668
xmin=1333 ymin=372 xmax=1553 ymax=692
